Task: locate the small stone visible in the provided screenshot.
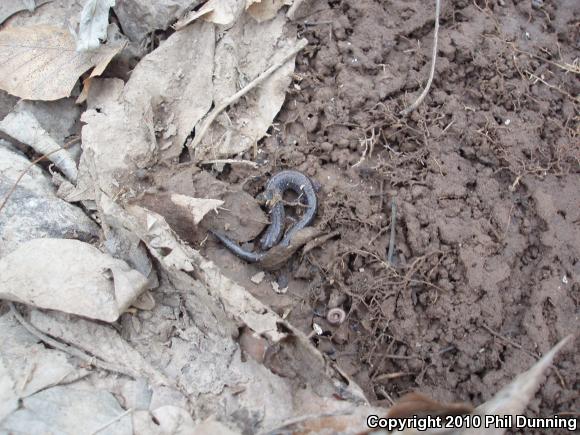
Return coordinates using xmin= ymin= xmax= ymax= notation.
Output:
xmin=250 ymin=271 xmax=265 ymax=284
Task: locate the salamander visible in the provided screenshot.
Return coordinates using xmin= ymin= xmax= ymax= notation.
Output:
xmin=208 ymin=230 xmax=265 ymax=263
xmin=210 ymin=170 xmax=318 ymax=262
xmin=258 ymin=170 xmax=318 ymax=249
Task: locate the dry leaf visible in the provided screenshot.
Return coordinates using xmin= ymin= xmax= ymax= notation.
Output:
xmin=0 ymin=386 xmax=132 ymax=434
xmin=194 ymin=11 xmax=298 ymax=161
xmin=76 ymin=76 xmax=93 ymax=104
xmin=174 ymin=0 xmax=245 ymax=29
xmin=2 ymin=1 xmax=82 ymax=29
xmin=247 ymin=0 xmax=292 ymax=22
xmin=0 ymin=313 xmax=84 ymax=407
xmin=0 ymin=143 xmax=99 ymax=257
xmin=150 ymin=407 xmax=198 ymax=435
xmin=114 ymin=0 xmax=202 ymax=42
xmin=259 ymin=227 xmax=322 ymax=270
xmin=79 ymin=78 xmax=157 ymax=198
xmin=0 ymin=105 xmax=78 ymax=181
xmin=123 ymin=20 xmax=215 ymax=160
xmin=99 ymin=197 xmax=197 ymax=273
xmin=0 ymin=26 xmax=123 ymax=100
xmin=190 ymin=419 xmax=241 ymax=435
xmin=74 ymin=0 xmax=115 ymax=51
xmin=0 ymin=238 xmax=148 ymax=322
xmin=387 ymin=392 xmax=473 ymax=418
xmin=0 ymin=0 xmax=51 ymax=26
xmin=170 ymin=194 xmax=223 ymax=225
xmin=76 ymin=21 xmax=215 ymax=199
xmin=30 ymin=310 xmax=171 ymax=386
xmin=15 ymin=98 xmax=81 ymax=145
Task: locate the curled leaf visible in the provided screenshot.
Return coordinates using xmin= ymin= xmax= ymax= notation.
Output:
xmin=170 ymin=194 xmax=224 ymax=225
xmin=0 ymin=105 xmax=78 ymax=181
xmin=75 ymin=0 xmax=115 ymax=51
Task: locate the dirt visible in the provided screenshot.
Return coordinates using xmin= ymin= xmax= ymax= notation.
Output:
xmin=174 ymin=0 xmax=579 ymax=424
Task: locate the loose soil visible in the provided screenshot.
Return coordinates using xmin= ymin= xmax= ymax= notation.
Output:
xmin=197 ymin=0 xmax=579 ymax=426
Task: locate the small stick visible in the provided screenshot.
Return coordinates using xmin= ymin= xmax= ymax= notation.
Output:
xmin=0 ymin=137 xmax=80 ymax=215
xmin=200 ymin=159 xmax=258 ymax=168
xmin=481 ymin=324 xmax=538 ymax=360
xmin=380 ymin=353 xmax=421 ymax=361
xmin=376 ymin=386 xmax=396 ymax=406
xmin=399 ymin=0 xmax=441 ymax=116
xmin=481 ymin=323 xmax=568 ymax=387
xmin=189 ymin=39 xmax=308 ymax=152
xmin=374 ymin=372 xmax=414 ymax=382
xmin=9 ymin=303 xmax=134 ymax=379
xmin=387 ymin=198 xmax=397 ymax=265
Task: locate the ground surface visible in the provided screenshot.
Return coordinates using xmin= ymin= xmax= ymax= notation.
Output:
xmin=197 ymin=0 xmax=579 ymax=423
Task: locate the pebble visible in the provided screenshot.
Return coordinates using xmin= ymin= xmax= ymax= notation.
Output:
xmin=250 ymin=271 xmax=265 ymax=284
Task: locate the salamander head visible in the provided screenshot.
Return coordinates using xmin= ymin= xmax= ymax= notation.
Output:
xmin=256 ymin=190 xmax=282 ymax=208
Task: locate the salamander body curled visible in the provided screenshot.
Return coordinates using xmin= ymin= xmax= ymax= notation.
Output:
xmin=210 ymin=170 xmax=318 ymax=263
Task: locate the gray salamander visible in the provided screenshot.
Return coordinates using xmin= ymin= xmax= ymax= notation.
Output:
xmin=258 ymin=170 xmax=317 ymax=249
xmin=209 ymin=230 xmax=265 ymax=263
xmin=210 ymin=170 xmax=318 ymax=262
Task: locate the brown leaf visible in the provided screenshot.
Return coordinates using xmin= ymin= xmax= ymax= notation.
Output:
xmin=259 ymin=227 xmax=322 ymax=270
xmin=0 ymin=26 xmax=123 ymax=101
xmin=387 ymin=392 xmax=474 ymax=418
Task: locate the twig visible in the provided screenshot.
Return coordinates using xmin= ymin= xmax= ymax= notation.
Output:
xmin=90 ymin=408 xmax=133 ymax=435
xmin=380 ymin=353 xmax=421 ymax=361
xmin=481 ymin=324 xmax=538 ymax=360
xmin=377 ymin=386 xmax=396 ymax=406
xmin=387 ymin=198 xmax=397 ymax=265
xmin=200 ymin=159 xmax=258 ymax=168
xmin=526 ymin=70 xmax=580 ymax=103
xmin=0 ymin=137 xmax=80 ymax=215
xmin=399 ymin=0 xmax=441 ymax=116
xmin=508 ymin=43 xmax=580 ymax=75
xmin=8 ymin=303 xmax=134 ymax=378
xmin=374 ymin=372 xmax=414 ymax=382
xmin=481 ymin=323 xmax=568 ymax=388
xmin=189 ymin=39 xmax=308 ymax=152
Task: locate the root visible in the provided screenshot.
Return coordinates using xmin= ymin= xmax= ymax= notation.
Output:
xmin=399 ymin=0 xmax=441 ymax=116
